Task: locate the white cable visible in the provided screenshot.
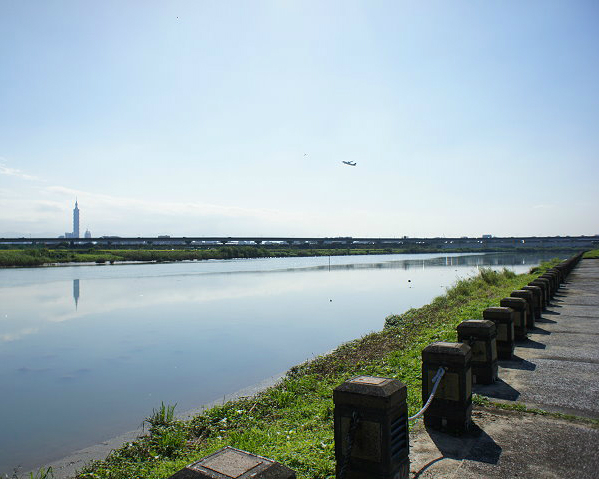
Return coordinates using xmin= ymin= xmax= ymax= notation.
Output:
xmin=408 ymin=366 xmax=446 ymax=421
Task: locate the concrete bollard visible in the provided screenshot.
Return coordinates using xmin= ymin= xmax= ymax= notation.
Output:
xmin=549 ymin=268 xmax=562 ymax=287
xmin=499 ymin=297 xmax=528 ymax=340
xmin=457 ymin=320 xmax=497 ymax=384
xmin=529 ymin=278 xmax=551 ymax=306
xmin=539 ymin=272 xmax=558 ymax=296
xmin=521 ymin=285 xmax=543 ymax=320
xmin=166 ymin=446 xmax=296 ymax=478
xmin=553 ymin=264 xmax=567 ymax=281
xmin=510 ymin=289 xmax=536 ymax=329
xmin=334 ymin=376 xmax=409 ymax=479
xmin=482 ymin=307 xmax=515 ymax=359
xmin=422 ymin=342 xmax=472 ymax=433
xmin=539 ymin=276 xmax=554 ymax=298
xmin=548 ymin=267 xmax=564 ymax=286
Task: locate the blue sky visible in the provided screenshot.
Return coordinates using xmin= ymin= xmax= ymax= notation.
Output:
xmin=1 ymin=1 xmax=598 ymax=237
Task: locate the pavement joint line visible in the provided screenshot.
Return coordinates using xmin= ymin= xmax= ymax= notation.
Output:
xmin=474 ymin=402 xmax=599 ymax=428
xmin=558 ymin=303 xmax=599 ymax=307
xmin=525 ymin=356 xmax=599 ymax=365
xmin=538 ymin=330 xmax=599 ymax=336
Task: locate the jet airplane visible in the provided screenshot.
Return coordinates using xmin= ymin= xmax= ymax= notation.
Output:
xmin=342 ymin=161 xmax=357 ymax=166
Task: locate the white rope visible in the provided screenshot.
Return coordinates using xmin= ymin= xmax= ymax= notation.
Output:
xmin=408 ymin=367 xmax=446 ymax=421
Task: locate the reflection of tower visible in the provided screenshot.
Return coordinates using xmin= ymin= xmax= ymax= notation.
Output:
xmin=73 ymin=279 xmax=80 ymax=310
xmin=73 ymin=200 xmax=80 ymax=239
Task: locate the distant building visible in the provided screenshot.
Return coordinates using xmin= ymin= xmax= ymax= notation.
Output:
xmin=61 ymin=200 xmax=81 ymax=238
xmin=73 ymin=201 xmax=80 ymax=238
xmin=84 ymin=229 xmax=92 ymax=239
xmin=482 ymin=234 xmax=493 ymax=239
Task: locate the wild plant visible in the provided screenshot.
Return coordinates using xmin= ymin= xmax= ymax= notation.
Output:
xmin=144 ymin=402 xmax=177 ymax=434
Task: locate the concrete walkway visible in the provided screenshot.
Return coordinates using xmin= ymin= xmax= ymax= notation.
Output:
xmin=409 ymin=259 xmax=599 ymax=478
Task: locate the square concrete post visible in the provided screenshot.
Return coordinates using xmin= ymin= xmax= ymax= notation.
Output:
xmin=530 ymin=278 xmax=551 ymax=304
xmin=548 ymin=267 xmax=564 ymax=285
xmin=510 ymin=289 xmax=535 ymax=329
xmin=499 ymin=297 xmax=528 ymax=339
xmin=166 ymin=446 xmax=296 ymax=478
xmin=539 ymin=272 xmax=558 ymax=296
xmin=521 ymin=285 xmax=543 ymax=320
xmin=422 ymin=342 xmax=472 ymax=433
xmin=457 ymin=320 xmax=497 ymax=384
xmin=334 ymin=376 xmax=409 ymax=479
xmin=482 ymin=307 xmax=515 ymax=359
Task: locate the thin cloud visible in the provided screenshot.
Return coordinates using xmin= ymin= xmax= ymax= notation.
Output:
xmin=45 ymin=185 xmax=289 ymax=221
xmin=1 ymin=327 xmax=39 ymax=342
xmin=0 ymin=159 xmax=41 ymax=181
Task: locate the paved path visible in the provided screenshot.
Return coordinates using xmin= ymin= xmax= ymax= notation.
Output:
xmin=409 ymin=258 xmax=599 ymax=478
xmin=476 ymin=258 xmax=599 ymax=418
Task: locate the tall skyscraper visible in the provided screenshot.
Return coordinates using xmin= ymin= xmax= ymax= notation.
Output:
xmin=73 ymin=200 xmax=80 ymax=238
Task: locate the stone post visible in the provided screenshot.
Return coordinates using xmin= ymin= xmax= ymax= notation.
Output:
xmin=457 ymin=320 xmax=497 ymax=384
xmin=539 ymin=272 xmax=558 ymax=296
xmin=521 ymin=285 xmax=543 ymax=320
xmin=422 ymin=342 xmax=472 ymax=433
xmin=510 ymin=289 xmax=536 ymax=329
xmin=334 ymin=376 xmax=409 ymax=479
xmin=482 ymin=307 xmax=515 ymax=359
xmin=529 ymin=278 xmax=551 ymax=306
xmin=499 ymin=297 xmax=528 ymax=339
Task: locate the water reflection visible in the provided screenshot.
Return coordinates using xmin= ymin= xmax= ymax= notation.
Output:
xmin=73 ymin=279 xmax=79 ymax=310
xmin=0 ymin=252 xmax=563 ymax=473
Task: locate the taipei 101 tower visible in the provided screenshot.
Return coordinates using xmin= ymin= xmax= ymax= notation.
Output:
xmin=73 ymin=200 xmax=80 ymax=238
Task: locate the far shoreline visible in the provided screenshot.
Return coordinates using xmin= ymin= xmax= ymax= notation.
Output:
xmin=0 ymin=246 xmax=579 ymax=269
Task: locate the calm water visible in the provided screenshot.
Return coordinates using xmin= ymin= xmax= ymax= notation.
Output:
xmin=0 ymin=252 xmax=560 ymax=472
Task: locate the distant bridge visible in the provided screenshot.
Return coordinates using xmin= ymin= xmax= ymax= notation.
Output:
xmin=1 ymin=235 xmax=597 ymax=249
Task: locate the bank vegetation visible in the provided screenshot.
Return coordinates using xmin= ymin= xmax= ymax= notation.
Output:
xmin=0 ymin=245 xmax=583 ymax=268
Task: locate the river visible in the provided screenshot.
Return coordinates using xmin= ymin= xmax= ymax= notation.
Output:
xmin=0 ymin=251 xmax=561 ymax=473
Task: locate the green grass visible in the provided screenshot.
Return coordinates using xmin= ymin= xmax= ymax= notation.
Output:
xmin=583 ymin=249 xmax=599 ymax=259
xmin=2 ymin=467 xmax=54 ymax=479
xmin=0 ymin=246 xmax=584 ymax=267
xmin=145 ymin=403 xmax=178 ymax=433
xmin=473 ymin=394 xmax=599 ymax=427
xmin=75 ymin=258 xmax=565 ymax=479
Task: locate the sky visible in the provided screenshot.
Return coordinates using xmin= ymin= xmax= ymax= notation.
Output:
xmin=1 ymin=0 xmax=598 ymax=238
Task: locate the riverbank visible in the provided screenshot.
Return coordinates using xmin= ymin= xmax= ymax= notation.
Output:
xmin=37 ymin=258 xmax=570 ymax=479
xmin=0 ymin=245 xmax=582 ymax=268
xmin=408 ymin=255 xmax=599 ymax=477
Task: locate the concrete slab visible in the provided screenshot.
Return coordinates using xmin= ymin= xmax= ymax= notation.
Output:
xmin=409 ymin=408 xmax=599 ymax=479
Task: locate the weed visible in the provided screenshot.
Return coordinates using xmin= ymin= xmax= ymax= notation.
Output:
xmin=2 ymin=467 xmax=54 ymax=479
xmin=479 ymin=267 xmax=501 ymax=285
xmin=145 ymin=402 xmax=177 ymax=434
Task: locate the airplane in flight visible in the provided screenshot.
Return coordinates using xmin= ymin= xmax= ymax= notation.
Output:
xmin=342 ymin=161 xmax=357 ymax=166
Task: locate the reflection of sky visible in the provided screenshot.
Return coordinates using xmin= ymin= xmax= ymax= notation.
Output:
xmin=0 ymin=252 xmax=560 ymax=472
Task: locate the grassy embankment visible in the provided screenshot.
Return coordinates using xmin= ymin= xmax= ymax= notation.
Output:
xmin=583 ymin=248 xmax=599 ymax=259
xmin=62 ymin=259 xmax=567 ymax=479
xmin=0 ymin=246 xmax=273 ymax=267
xmin=0 ymin=245 xmax=583 ymax=267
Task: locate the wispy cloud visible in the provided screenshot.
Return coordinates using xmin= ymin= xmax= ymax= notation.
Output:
xmin=0 ymin=159 xmax=42 ymax=181
xmin=45 ymin=185 xmax=287 ymax=221
xmin=1 ymin=327 xmax=39 ymax=342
